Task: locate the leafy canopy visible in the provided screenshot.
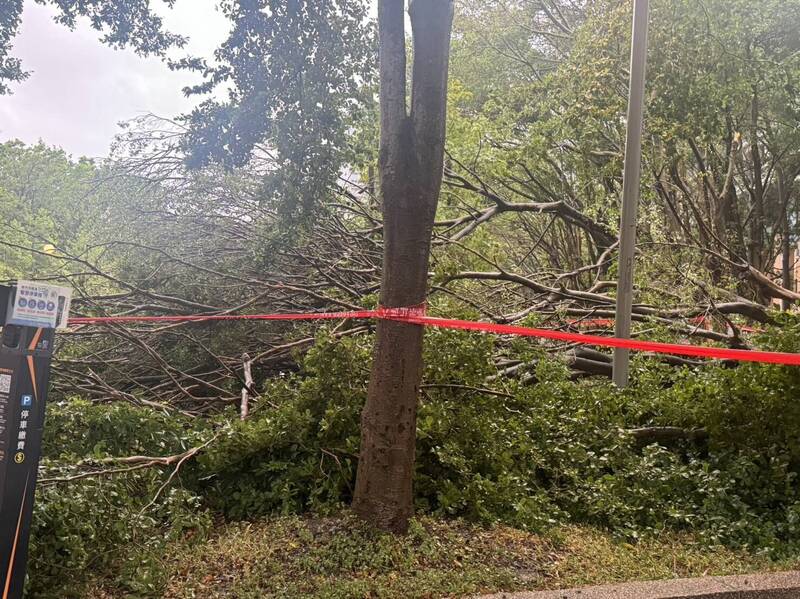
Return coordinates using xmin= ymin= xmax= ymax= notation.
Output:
xmin=178 ymin=0 xmax=375 ymax=215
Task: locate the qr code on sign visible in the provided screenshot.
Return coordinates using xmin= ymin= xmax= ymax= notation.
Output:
xmin=0 ymin=374 xmax=10 ymax=395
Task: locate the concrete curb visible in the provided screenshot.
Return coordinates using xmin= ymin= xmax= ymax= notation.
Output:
xmin=478 ymin=570 xmax=800 ymax=598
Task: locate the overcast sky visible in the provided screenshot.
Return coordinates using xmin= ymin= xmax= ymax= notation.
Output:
xmin=0 ymin=1 xmax=381 ymax=160
xmin=0 ymin=0 xmax=230 ymax=159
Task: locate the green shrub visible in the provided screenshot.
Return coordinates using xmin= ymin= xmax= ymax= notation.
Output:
xmin=27 ymin=315 xmax=800 ymax=595
xmin=29 ymin=401 xmax=213 ymax=597
xmin=43 ymin=398 xmax=203 ymax=458
xmin=197 ymin=320 xmax=800 ymax=556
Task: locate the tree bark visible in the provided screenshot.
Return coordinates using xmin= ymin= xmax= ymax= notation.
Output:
xmin=749 ymin=87 xmax=766 ymax=270
xmin=352 ymin=0 xmax=454 ymax=533
xmin=779 ymin=170 xmax=792 ymax=310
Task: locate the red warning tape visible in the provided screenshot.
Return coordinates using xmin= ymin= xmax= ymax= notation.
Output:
xmin=67 ymin=310 xmax=378 ymax=324
xmin=569 ymin=315 xmax=761 ymax=334
xmin=67 ymin=306 xmax=800 ymax=366
xmin=388 ymin=314 xmax=798 ymax=365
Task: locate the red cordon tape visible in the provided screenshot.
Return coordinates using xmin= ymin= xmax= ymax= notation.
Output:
xmin=568 ymin=316 xmax=762 ymax=334
xmin=67 ymin=306 xmax=800 ymax=366
xmin=67 ymin=310 xmax=378 ymax=324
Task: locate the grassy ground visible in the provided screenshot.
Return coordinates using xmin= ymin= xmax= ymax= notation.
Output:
xmin=85 ymin=513 xmax=797 ymax=599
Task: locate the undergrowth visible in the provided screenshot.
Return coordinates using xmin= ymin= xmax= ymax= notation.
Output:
xmin=27 ymin=312 xmax=800 ymax=596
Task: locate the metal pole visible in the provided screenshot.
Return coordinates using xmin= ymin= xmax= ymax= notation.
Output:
xmin=612 ymin=0 xmax=650 ymax=388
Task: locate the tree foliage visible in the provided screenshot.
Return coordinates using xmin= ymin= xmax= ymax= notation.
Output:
xmin=178 ymin=0 xmax=375 ymax=216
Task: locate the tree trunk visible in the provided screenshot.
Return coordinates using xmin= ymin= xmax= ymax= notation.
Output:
xmin=352 ymin=0 xmax=454 ymax=533
xmin=749 ymin=86 xmax=766 ymax=270
xmin=780 ymin=170 xmax=792 ymax=310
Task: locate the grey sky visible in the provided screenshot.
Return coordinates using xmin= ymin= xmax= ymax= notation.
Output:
xmin=0 ymin=0 xmax=229 ymax=159
xmin=0 ymin=1 xmax=381 ymax=160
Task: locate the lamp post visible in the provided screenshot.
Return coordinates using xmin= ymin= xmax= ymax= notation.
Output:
xmin=613 ymin=0 xmax=651 ymax=388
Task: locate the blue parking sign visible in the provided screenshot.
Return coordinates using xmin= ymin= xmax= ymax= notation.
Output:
xmin=20 ymin=395 xmax=32 ymax=407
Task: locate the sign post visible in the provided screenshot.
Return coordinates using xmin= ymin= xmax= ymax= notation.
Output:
xmin=0 ymin=281 xmax=70 ymax=598
xmin=612 ymin=0 xmax=650 ymax=388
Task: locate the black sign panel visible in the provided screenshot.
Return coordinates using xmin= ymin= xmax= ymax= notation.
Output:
xmin=0 ymin=325 xmax=54 ymax=598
